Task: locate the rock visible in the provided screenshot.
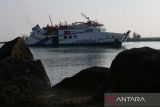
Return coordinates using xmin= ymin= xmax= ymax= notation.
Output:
xmin=110 ymin=47 xmax=160 ymax=92
xmin=0 ymin=37 xmax=51 ymax=107
xmin=54 ymin=66 xmax=110 ymax=92
xmin=0 ymin=37 xmax=33 ymax=60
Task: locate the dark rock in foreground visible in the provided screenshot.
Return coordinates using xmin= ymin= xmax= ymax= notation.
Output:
xmin=52 ymin=66 xmax=109 ymax=107
xmin=110 ymin=47 xmax=160 ymax=92
xmin=0 ymin=37 xmax=51 ymax=107
xmin=53 ymin=47 xmax=160 ymax=105
xmin=54 ymin=66 xmax=109 ymax=92
xmin=2 ymin=37 xmax=160 ymax=107
xmin=0 ymin=37 xmax=34 ymax=60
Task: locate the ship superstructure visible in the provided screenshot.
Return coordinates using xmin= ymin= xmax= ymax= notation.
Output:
xmin=26 ymin=14 xmax=130 ymax=47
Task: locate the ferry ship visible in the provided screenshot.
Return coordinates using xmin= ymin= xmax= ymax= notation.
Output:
xmin=25 ymin=13 xmax=130 ymax=47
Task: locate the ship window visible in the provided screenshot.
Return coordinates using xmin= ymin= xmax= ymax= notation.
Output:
xmin=74 ymin=35 xmax=77 ymax=38
xmin=64 ymin=31 xmax=70 ymax=35
xmin=45 ymin=37 xmax=48 ymax=40
xmin=64 ymin=36 xmax=67 ymax=39
xmin=37 ymin=30 xmax=40 ymax=33
xmin=69 ymin=36 xmax=72 ymax=39
xmin=89 ymin=29 xmax=93 ymax=32
xmin=87 ymin=29 xmax=93 ymax=32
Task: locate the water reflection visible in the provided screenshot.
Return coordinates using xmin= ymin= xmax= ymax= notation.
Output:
xmin=31 ymin=46 xmax=122 ymax=85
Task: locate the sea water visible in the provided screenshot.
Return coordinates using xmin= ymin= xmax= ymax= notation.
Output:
xmin=1 ymin=42 xmax=160 ymax=85
xmin=30 ymin=42 xmax=160 ymax=85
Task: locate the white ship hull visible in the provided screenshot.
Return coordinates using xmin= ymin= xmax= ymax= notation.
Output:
xmin=26 ymin=31 xmax=128 ymax=47
xmin=25 ymin=14 xmax=130 ymax=47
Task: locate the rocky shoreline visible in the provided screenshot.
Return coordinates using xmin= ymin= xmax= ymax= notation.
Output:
xmin=1 ymin=37 xmax=160 ymax=107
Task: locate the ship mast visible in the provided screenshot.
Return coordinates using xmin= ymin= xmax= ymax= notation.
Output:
xmin=81 ymin=13 xmax=90 ymax=21
xmin=49 ymin=14 xmax=53 ymax=26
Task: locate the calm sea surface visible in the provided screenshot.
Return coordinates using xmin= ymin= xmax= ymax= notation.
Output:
xmin=30 ymin=42 xmax=160 ymax=85
xmin=1 ymin=42 xmax=160 ymax=85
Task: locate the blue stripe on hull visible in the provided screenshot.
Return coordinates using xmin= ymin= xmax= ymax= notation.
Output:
xmin=28 ymin=42 xmax=122 ymax=48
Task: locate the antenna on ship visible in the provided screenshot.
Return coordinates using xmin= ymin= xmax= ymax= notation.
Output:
xmin=49 ymin=14 xmax=53 ymax=26
xmin=81 ymin=13 xmax=90 ymax=21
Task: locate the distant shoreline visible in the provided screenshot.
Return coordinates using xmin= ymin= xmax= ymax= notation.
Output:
xmin=126 ymin=37 xmax=160 ymax=42
xmin=0 ymin=42 xmax=6 ymax=44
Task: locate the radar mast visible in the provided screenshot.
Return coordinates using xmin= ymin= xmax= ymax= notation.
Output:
xmin=49 ymin=14 xmax=53 ymax=26
xmin=81 ymin=13 xmax=90 ymax=21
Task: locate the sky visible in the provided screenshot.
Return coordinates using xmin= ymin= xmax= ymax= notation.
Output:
xmin=1 ymin=0 xmax=160 ymax=41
